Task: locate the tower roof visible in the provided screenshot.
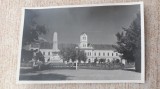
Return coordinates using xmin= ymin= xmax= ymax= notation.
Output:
xmin=80 ymin=32 xmax=87 ymax=35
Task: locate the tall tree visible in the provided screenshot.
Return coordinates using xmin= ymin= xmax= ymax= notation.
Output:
xmin=22 ymin=10 xmax=47 ymax=46
xmin=115 ymin=13 xmax=141 ymax=72
xmin=21 ymin=10 xmax=47 ymax=62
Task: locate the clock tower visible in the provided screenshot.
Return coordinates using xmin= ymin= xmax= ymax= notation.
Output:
xmin=80 ymin=33 xmax=88 ymax=48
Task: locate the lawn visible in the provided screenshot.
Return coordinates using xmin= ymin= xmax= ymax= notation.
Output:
xmin=19 ymin=67 xmax=141 ymax=80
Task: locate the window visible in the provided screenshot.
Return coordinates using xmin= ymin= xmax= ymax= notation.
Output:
xmin=88 ymin=52 xmax=90 ymax=56
xmin=94 ymin=53 xmax=96 ymax=56
xmin=83 ymin=44 xmax=86 ymax=47
xmin=99 ymin=52 xmax=101 ymax=56
xmin=43 ymin=52 xmax=45 ymax=55
xmin=90 ymin=52 xmax=91 ymax=56
xmin=88 ymin=59 xmax=91 ymax=63
xmin=83 ymin=37 xmax=86 ymax=40
xmin=116 ymin=53 xmax=118 ymax=56
xmin=48 ymin=52 xmax=50 ymax=55
xmin=108 ymin=53 xmax=109 ymax=56
xmin=112 ymin=53 xmax=113 ymax=56
xmin=103 ymin=52 xmax=105 ymax=56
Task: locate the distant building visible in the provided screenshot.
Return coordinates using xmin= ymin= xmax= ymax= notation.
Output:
xmin=78 ymin=33 xmax=121 ymax=63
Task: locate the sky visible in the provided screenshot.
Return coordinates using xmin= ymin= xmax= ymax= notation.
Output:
xmin=25 ymin=4 xmax=140 ymax=45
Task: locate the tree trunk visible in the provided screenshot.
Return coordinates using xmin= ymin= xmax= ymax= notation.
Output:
xmin=134 ymin=48 xmax=141 ymax=72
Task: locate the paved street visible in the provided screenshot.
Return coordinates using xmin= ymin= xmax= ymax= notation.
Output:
xmin=19 ymin=68 xmax=141 ymax=80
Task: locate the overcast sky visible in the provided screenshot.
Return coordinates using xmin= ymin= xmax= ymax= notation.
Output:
xmin=25 ymin=4 xmax=140 ymax=45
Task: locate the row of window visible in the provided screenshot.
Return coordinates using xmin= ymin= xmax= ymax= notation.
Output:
xmin=86 ymin=52 xmax=118 ymax=57
xmin=83 ymin=44 xmax=87 ymax=47
xmin=41 ymin=51 xmax=118 ymax=57
xmin=43 ymin=51 xmax=53 ymax=55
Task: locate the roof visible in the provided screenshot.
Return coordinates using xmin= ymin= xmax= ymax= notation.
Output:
xmin=92 ymin=44 xmax=116 ymax=50
xmin=31 ymin=43 xmax=40 ymax=48
xmin=40 ymin=42 xmax=53 ymax=49
xmin=31 ymin=42 xmax=116 ymax=51
xmin=39 ymin=43 xmax=77 ymax=50
xmin=80 ymin=32 xmax=87 ymax=35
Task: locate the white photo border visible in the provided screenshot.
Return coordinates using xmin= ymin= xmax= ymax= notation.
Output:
xmin=16 ymin=2 xmax=145 ymax=84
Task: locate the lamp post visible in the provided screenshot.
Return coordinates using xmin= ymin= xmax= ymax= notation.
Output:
xmin=75 ymin=46 xmax=79 ymax=70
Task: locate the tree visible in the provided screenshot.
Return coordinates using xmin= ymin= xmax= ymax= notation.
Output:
xmin=59 ymin=44 xmax=87 ymax=63
xmin=99 ymin=59 xmax=106 ymax=63
xmin=59 ymin=44 xmax=76 ymax=62
xmin=36 ymin=51 xmax=45 ymax=63
xmin=94 ymin=58 xmax=98 ymax=63
xmin=21 ymin=49 xmax=34 ymax=63
xmin=115 ymin=13 xmax=141 ymax=72
xmin=21 ymin=10 xmax=47 ymax=63
xmin=22 ymin=10 xmax=47 ymax=46
xmin=77 ymin=50 xmax=87 ymax=63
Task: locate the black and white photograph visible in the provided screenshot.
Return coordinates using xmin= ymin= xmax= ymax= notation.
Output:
xmin=17 ymin=2 xmax=144 ymax=83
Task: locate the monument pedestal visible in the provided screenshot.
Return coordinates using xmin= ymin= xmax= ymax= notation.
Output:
xmin=50 ymin=54 xmax=63 ymax=63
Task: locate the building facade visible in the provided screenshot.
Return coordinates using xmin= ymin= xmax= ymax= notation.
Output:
xmin=79 ymin=33 xmax=121 ymax=63
xmin=28 ymin=32 xmax=121 ymax=63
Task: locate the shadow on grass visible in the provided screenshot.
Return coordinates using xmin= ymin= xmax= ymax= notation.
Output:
xmin=19 ymin=73 xmax=70 ymax=80
xmin=20 ymin=68 xmax=37 ymax=74
xmin=123 ymin=68 xmax=140 ymax=73
xmin=20 ymin=67 xmax=77 ymax=74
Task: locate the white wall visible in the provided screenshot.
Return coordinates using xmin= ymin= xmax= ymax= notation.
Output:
xmin=40 ymin=49 xmax=53 ymax=62
xmin=84 ymin=49 xmax=121 ymax=63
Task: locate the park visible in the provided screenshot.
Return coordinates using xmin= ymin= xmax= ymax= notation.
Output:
xmin=19 ymin=64 xmax=140 ymax=80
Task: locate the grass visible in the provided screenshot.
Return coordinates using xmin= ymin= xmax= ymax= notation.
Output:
xmin=19 ymin=67 xmax=141 ymax=80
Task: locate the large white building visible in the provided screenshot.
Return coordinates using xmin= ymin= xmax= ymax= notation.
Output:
xmin=29 ymin=32 xmax=121 ymax=63
xmin=78 ymin=33 xmax=121 ymax=63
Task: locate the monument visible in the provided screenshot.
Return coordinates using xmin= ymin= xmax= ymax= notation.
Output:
xmin=50 ymin=32 xmax=63 ymax=63
xmin=53 ymin=32 xmax=59 ymax=52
